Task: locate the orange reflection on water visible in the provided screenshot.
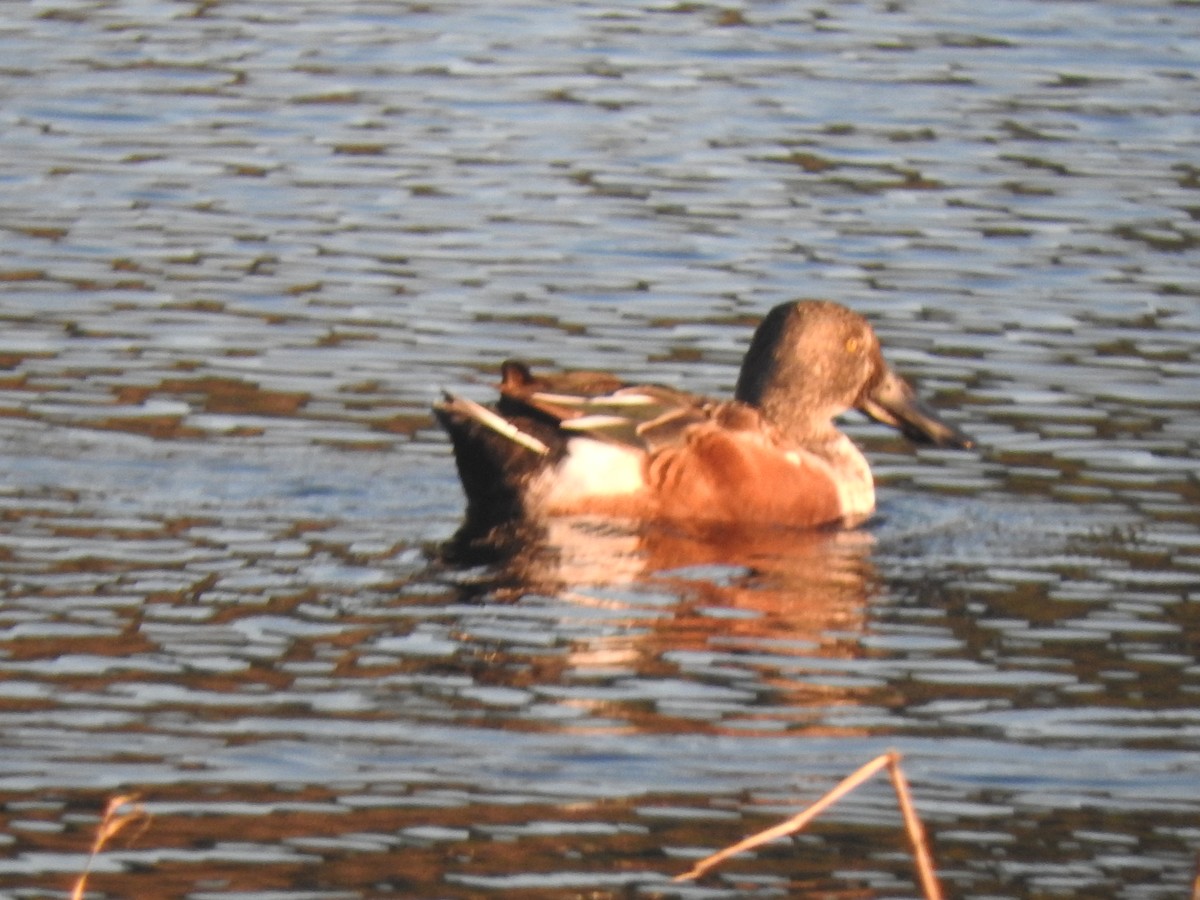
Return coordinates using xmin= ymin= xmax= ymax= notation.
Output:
xmin=455 ymin=518 xmax=885 ymax=738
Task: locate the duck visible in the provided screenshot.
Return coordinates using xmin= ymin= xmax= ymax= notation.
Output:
xmin=434 ymin=299 xmax=972 ymax=536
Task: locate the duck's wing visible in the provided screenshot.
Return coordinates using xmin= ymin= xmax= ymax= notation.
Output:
xmin=545 ymin=385 xmax=713 ymax=451
xmin=498 ymin=360 xmax=714 ymax=452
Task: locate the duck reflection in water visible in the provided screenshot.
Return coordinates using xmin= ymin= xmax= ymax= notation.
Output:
xmin=442 ymin=516 xmax=882 ymax=736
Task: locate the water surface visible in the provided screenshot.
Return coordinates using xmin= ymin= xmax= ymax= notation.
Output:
xmin=0 ymin=2 xmax=1197 ymax=898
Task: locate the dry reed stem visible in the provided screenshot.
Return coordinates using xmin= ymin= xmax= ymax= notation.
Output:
xmin=886 ymin=754 xmax=944 ymax=900
xmin=673 ymin=751 xmax=943 ymax=900
xmin=70 ymin=794 xmax=149 ymax=900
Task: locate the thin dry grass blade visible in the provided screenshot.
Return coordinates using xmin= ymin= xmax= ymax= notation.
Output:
xmin=673 ymin=752 xmax=893 ymax=883
xmin=887 ymin=754 xmax=944 ymax=900
xmin=70 ymin=795 xmax=149 ymax=900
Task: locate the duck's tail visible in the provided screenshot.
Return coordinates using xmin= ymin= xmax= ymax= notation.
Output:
xmin=433 ymin=392 xmax=561 ymax=530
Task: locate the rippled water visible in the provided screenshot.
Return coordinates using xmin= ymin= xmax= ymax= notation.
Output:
xmin=0 ymin=2 xmax=1197 ymax=898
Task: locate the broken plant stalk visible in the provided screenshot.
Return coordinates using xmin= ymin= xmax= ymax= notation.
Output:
xmin=674 ymin=751 xmax=943 ymax=900
xmin=70 ymin=794 xmax=149 ymax=900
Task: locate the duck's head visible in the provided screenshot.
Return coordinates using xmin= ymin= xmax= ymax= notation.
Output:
xmin=735 ymin=299 xmax=973 ymax=449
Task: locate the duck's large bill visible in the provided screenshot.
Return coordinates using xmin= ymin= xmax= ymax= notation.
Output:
xmin=858 ymin=369 xmax=973 ymax=449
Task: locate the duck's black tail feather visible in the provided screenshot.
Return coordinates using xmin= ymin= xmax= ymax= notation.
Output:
xmin=433 ymin=393 xmax=565 ymax=536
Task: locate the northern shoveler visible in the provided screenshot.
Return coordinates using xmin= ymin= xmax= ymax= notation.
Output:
xmin=434 ymin=299 xmax=972 ymax=534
